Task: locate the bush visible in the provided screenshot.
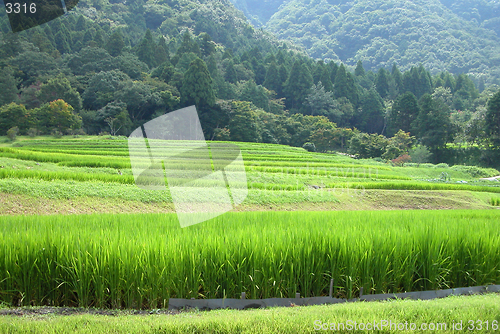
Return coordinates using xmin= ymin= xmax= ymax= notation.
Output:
xmin=409 ymin=146 xmax=432 ymax=164
xmin=451 ymin=165 xmax=500 ymax=178
xmin=213 ymin=127 xmax=231 ymax=141
xmin=27 ymin=128 xmax=38 ymax=137
xmin=302 ymin=142 xmax=316 ymax=152
xmin=435 ymin=163 xmax=449 ymax=168
xmin=391 ymin=154 xmax=411 ymax=167
xmin=51 ymin=129 xmax=63 ymax=138
xmin=6 ymin=126 xmax=19 ymax=141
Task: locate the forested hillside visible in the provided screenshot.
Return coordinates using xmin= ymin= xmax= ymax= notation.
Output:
xmin=232 ymin=0 xmax=500 ymax=85
xmin=1 ymin=0 xmax=500 ymax=168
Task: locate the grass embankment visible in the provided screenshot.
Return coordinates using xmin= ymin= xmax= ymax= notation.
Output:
xmin=1 ymin=210 xmax=499 ymax=308
xmin=1 ymin=294 xmax=499 ymax=333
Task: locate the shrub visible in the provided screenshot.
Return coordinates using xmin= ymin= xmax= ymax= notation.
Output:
xmin=27 ymin=128 xmax=38 ymax=137
xmin=435 ymin=163 xmax=449 ymax=168
xmin=6 ymin=126 xmax=19 ymax=141
xmin=51 ymin=129 xmax=63 ymax=138
xmin=302 ymin=142 xmax=316 ymax=152
xmin=409 ymin=146 xmax=432 ymax=164
xmin=451 ymin=165 xmax=500 ymax=178
xmin=391 ymin=154 xmax=411 ymax=167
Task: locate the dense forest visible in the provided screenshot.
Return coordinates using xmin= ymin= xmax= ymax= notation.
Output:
xmin=0 ymin=0 xmax=500 ymax=167
xmin=233 ymin=0 xmax=500 ymax=85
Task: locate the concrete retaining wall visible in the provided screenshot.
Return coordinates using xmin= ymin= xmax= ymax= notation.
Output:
xmin=168 ymin=284 xmax=500 ymax=310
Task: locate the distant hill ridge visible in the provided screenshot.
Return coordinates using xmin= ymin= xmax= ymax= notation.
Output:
xmin=230 ymin=0 xmax=500 ymax=84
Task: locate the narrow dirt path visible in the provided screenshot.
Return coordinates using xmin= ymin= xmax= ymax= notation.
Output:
xmin=479 ymin=175 xmax=500 ymax=181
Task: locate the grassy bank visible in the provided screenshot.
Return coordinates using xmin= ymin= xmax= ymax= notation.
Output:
xmin=1 ymin=294 xmax=499 ymax=333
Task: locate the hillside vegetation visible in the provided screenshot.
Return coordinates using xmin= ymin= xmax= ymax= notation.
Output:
xmin=232 ymin=0 xmax=500 ymax=84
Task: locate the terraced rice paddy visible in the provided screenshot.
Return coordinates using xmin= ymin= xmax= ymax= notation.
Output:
xmin=0 ymin=136 xmax=500 ymax=309
xmin=1 ymin=137 xmax=500 ymax=198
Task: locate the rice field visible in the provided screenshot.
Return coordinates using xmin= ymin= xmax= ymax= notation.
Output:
xmin=0 ymin=210 xmax=499 ymax=309
xmin=1 ymin=137 xmax=500 ymax=199
xmin=1 ymin=136 xmax=500 ymax=310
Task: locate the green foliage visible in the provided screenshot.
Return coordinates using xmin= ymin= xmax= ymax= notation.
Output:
xmin=180 ymin=58 xmax=215 ymax=108
xmin=450 ymin=165 xmax=499 ymax=178
xmin=413 ymin=94 xmax=455 ymax=152
xmin=106 ymin=30 xmax=126 ymax=57
xmin=485 ymin=90 xmax=500 ymax=148
xmin=348 ymin=133 xmax=389 ymax=159
xmin=228 ymin=101 xmax=261 ymax=142
xmin=1 ymin=211 xmax=500 ymax=307
xmin=302 ymin=142 xmax=316 ymax=152
xmin=0 ymin=67 xmax=19 ymax=107
xmin=37 ymin=75 xmax=83 ymax=111
xmin=284 ymin=61 xmax=313 ymax=112
xmin=409 ymin=145 xmax=432 ymax=164
xmin=0 ymin=103 xmax=28 ymax=134
xmin=263 ymin=0 xmax=500 ymax=84
xmin=6 ymin=126 xmax=19 ymax=141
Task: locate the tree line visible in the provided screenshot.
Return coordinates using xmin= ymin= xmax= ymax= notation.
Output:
xmin=0 ymin=12 xmax=499 ymax=167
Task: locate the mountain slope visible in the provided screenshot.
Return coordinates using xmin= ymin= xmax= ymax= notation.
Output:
xmin=232 ymin=0 xmax=500 ymax=84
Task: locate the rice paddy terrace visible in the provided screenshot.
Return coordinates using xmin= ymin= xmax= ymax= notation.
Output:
xmin=0 ymin=136 xmax=500 ymax=308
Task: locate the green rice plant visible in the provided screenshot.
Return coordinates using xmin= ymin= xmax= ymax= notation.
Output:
xmin=0 ymin=148 xmax=131 ymax=169
xmin=0 ymin=168 xmax=135 ymax=184
xmin=490 ymin=198 xmax=500 ymax=206
xmin=328 ymin=181 xmax=500 ymax=194
xmin=1 ymin=211 xmax=499 ymax=308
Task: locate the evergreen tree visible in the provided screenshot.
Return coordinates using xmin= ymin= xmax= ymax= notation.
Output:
xmin=200 ymin=33 xmax=215 ymax=57
xmin=277 ymin=65 xmax=288 ymax=97
xmin=0 ymin=67 xmax=19 ymax=107
xmin=54 ymin=31 xmax=71 ymax=54
xmin=413 ymin=94 xmax=454 ymax=153
xmin=155 ymin=37 xmax=170 ymax=65
xmin=181 ymin=58 xmax=215 ymax=108
xmin=389 ymin=91 xmax=419 ymax=136
xmin=106 ymin=30 xmax=125 ymax=57
xmin=31 ymin=28 xmax=53 ymax=53
xmin=136 ymin=29 xmax=156 ymax=68
xmin=443 ymin=73 xmax=455 ymax=93
xmin=224 ymin=59 xmax=237 ymax=84
xmin=328 ymin=61 xmax=338 ymax=83
xmin=485 ymin=90 xmax=500 ymax=149
xmin=177 ymin=31 xmax=200 ymax=56
xmin=375 ymin=68 xmax=389 ymax=99
xmin=355 ymin=60 xmax=365 ymax=77
xmin=82 ymin=29 xmax=94 ymax=47
xmin=391 ymin=63 xmax=403 ymax=93
xmin=284 ymin=61 xmax=313 ymax=112
xmin=93 ymin=28 xmax=106 ymax=49
xmin=334 ymin=64 xmax=358 ymax=106
xmin=75 ymin=15 xmax=87 ymax=31
xmin=359 ymin=88 xmax=385 ymax=134
xmin=313 ymin=60 xmax=325 ymax=84
xmin=263 ymin=62 xmax=281 ymax=94
xmin=319 ymin=66 xmax=334 ymax=92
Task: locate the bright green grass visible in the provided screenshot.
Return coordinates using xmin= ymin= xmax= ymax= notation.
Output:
xmin=0 ymin=210 xmax=499 ymax=309
xmin=1 ymin=294 xmax=499 ymax=333
xmin=2 ymin=137 xmax=500 ymax=197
